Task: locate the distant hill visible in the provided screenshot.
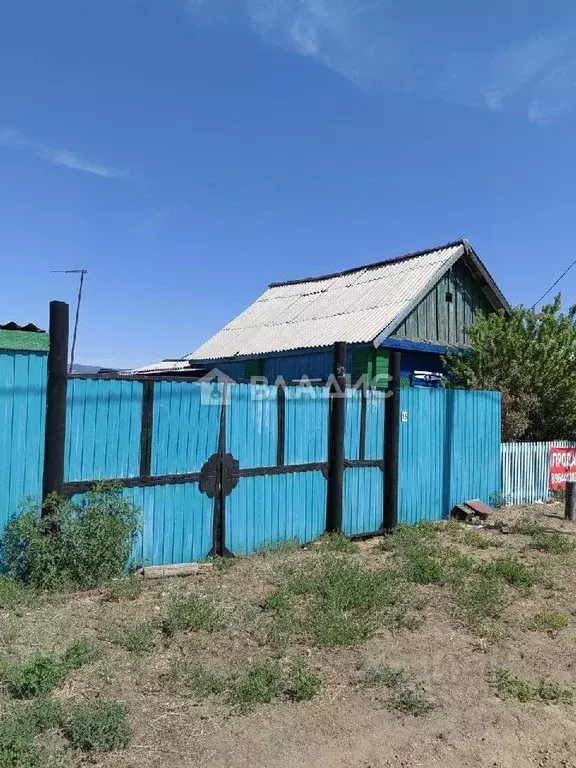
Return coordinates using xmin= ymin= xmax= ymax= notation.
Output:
xmin=71 ymin=364 xmax=120 ymax=374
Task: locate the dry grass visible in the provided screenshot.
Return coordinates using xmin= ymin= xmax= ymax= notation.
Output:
xmin=2 ymin=503 xmax=576 ymax=767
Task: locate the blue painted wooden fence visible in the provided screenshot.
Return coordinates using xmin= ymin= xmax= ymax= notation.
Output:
xmin=0 ymin=349 xmax=502 ymax=565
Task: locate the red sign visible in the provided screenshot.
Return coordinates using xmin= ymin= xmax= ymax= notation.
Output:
xmin=549 ymin=447 xmax=576 ymax=490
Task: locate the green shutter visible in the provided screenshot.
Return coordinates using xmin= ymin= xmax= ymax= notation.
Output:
xmin=245 ymin=359 xmax=264 ymax=379
xmin=351 ymin=347 xmax=389 ymax=386
xmin=351 ymin=348 xmax=371 ymax=384
xmin=374 ymin=349 xmax=389 ymax=387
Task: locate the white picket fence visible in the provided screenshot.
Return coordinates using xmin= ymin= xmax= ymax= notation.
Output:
xmin=501 ymin=441 xmax=576 ymax=505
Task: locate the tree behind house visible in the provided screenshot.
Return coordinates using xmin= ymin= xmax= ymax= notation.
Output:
xmin=444 ymin=295 xmax=576 ymax=442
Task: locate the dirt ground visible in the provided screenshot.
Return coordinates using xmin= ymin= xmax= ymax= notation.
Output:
xmin=3 ymin=503 xmax=576 ymax=768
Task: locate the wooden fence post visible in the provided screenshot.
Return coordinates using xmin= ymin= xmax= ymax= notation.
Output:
xmin=383 ymin=350 xmax=401 ymax=532
xmin=326 ymin=342 xmax=347 ymax=533
xmin=42 ymin=301 xmax=69 ymax=507
xmin=565 ymin=481 xmax=576 ymax=522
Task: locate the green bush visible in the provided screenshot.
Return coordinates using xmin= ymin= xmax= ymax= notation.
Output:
xmin=510 ymin=517 xmax=544 ymax=537
xmin=0 ymin=697 xmax=132 ymax=760
xmin=401 ymin=552 xmax=444 ymax=584
xmin=380 ymin=524 xmax=446 ymax=584
xmin=112 ymin=621 xmax=158 ymax=655
xmin=63 ymin=640 xmax=99 ymax=670
xmin=1 ymin=655 xmax=67 ymax=699
xmin=0 ymin=699 xmax=63 ymax=740
xmin=490 ymin=668 xmax=572 ymax=704
xmin=0 ymin=699 xmax=64 ymax=768
xmin=379 ymin=523 xmax=441 ymax=555
xmin=360 ymin=666 xmax=434 ymax=716
xmin=460 ymin=529 xmax=503 ymax=549
xmin=286 ymin=662 xmax=323 ymax=701
xmin=64 ymin=700 xmax=132 ymax=751
xmin=21 ymin=699 xmax=64 ymax=734
xmin=530 ymin=531 xmax=575 ymax=554
xmin=316 ymin=532 xmax=358 ymax=554
xmin=257 ymin=540 xmax=302 ymax=556
xmin=230 ymin=661 xmax=283 ymax=712
xmin=0 ymin=578 xmax=34 ymax=612
xmin=1 ymin=484 xmax=141 ymax=591
xmin=530 ymin=611 xmax=571 ymax=631
xmin=162 ymin=594 xmax=220 ymax=637
xmin=1 ymin=641 xmax=97 ymax=699
xmin=102 ymin=576 xmax=142 ymax=602
xmin=0 ymin=738 xmax=50 ymax=768
xmin=260 ymin=589 xmax=295 ymax=616
xmin=269 ymin=557 xmax=413 ymax=647
xmin=482 ymin=556 xmax=539 ymax=588
xmin=451 ymin=573 xmax=505 ymax=626
xmin=309 ymin=606 xmax=372 ymax=646
xmin=170 ymin=660 xmax=226 ymax=698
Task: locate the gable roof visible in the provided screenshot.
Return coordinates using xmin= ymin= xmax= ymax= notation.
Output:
xmin=188 ymin=239 xmax=509 ymax=361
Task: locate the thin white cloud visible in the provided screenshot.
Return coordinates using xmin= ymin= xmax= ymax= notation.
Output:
xmin=245 ymin=0 xmax=403 ymax=86
xmin=481 ymin=31 xmax=576 ymax=118
xmin=0 ymin=129 xmax=124 ymax=178
xmin=528 ymin=58 xmax=576 ymax=122
xmin=185 ymin=0 xmax=576 ymax=121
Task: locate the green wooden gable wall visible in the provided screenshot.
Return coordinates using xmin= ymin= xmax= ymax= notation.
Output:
xmin=391 ymin=259 xmax=493 ymax=346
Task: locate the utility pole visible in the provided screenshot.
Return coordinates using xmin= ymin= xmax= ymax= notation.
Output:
xmin=50 ymin=269 xmax=88 ymax=373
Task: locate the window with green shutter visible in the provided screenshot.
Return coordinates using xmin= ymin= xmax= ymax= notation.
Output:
xmin=351 ymin=347 xmax=389 ymax=387
xmin=245 ymin=359 xmax=265 ymax=379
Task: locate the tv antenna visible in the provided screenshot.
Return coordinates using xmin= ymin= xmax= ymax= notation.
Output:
xmin=49 ymin=269 xmax=88 ymax=373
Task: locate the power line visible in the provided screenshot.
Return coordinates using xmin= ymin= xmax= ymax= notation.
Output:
xmin=531 ymin=256 xmax=576 ymax=309
xmin=49 ymin=269 xmax=88 ymax=372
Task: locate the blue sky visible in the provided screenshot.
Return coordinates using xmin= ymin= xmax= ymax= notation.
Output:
xmin=1 ymin=0 xmax=576 ymax=368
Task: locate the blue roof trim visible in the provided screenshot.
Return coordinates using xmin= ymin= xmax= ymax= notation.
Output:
xmin=381 ymin=338 xmax=452 ymax=355
xmin=193 ymin=339 xmax=457 ymax=362
xmin=191 ymin=343 xmax=367 ymax=364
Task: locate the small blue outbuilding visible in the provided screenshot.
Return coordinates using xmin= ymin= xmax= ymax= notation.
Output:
xmin=133 ymin=239 xmax=509 ymax=385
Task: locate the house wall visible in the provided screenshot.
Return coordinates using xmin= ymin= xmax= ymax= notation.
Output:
xmin=200 ymin=345 xmax=445 ymax=385
xmin=392 ymin=259 xmax=492 ymax=345
xmin=204 ymin=348 xmax=347 ymax=383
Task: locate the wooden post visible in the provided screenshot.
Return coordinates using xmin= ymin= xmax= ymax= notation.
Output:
xmin=383 ymin=350 xmax=401 ymax=532
xmin=565 ymin=481 xmax=576 ymax=522
xmin=276 ymin=383 xmax=286 ymax=467
xmin=139 ymin=380 xmax=154 ymax=477
xmin=326 ymin=342 xmax=347 ymax=532
xmin=42 ymin=301 xmax=69 ymax=507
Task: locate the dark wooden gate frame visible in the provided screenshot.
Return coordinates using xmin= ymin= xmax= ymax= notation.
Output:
xmin=42 ymin=301 xmax=401 ymax=555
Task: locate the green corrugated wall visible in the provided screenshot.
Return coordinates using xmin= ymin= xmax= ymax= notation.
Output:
xmin=392 ymin=260 xmax=492 ymax=345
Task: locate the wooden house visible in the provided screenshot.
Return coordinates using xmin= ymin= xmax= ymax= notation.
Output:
xmin=132 ymin=239 xmax=509 ymax=385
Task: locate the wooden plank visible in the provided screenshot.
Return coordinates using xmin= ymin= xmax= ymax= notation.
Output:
xmin=136 ymin=562 xmax=214 ymax=579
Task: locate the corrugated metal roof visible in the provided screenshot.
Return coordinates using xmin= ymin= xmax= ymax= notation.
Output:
xmin=0 ymin=321 xmax=45 ymax=333
xmin=126 ymin=360 xmax=204 ymax=375
xmin=190 ymin=243 xmax=465 ymax=360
